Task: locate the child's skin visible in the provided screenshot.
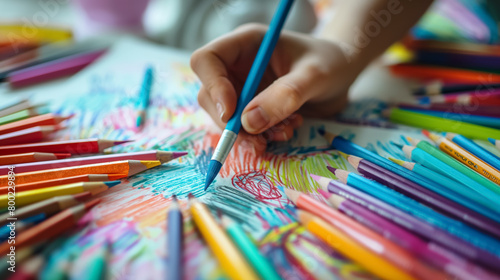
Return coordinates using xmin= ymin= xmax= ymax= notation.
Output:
xmin=191 ymin=0 xmax=433 ymax=151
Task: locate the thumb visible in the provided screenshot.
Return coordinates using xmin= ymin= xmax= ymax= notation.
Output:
xmin=241 ymin=66 xmax=322 ymax=134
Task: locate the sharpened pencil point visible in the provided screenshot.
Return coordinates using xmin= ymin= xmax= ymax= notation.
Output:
xmin=390 ymin=141 xmax=403 ymax=149
xmin=113 ymin=140 xmax=133 ymax=145
xmin=488 ymin=138 xmax=496 ymax=145
xmin=327 ymin=166 xmax=337 ymax=174
xmin=310 ymin=174 xmax=321 ymax=182
xmin=172 ymin=151 xmax=188 ymax=159
xmin=205 ymin=160 xmax=221 ymax=191
xmin=105 ymin=180 xmax=121 ymax=188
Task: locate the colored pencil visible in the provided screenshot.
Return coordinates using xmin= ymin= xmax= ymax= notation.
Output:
xmin=11 ymin=255 xmax=45 ymax=280
xmin=0 ymin=113 xmax=71 ymax=135
xmin=0 ymin=174 xmax=126 ymax=195
xmin=0 ymin=181 xmax=118 ymax=207
xmin=0 ymin=108 xmax=48 ymax=126
xmin=401 ymin=108 xmax=500 ymax=128
xmin=407 ymin=137 xmax=500 ymax=198
xmin=311 ymin=174 xmax=500 ymax=271
xmin=136 ymin=66 xmax=153 ymax=128
xmin=79 ymin=242 xmax=110 ymax=280
xmin=0 ymin=192 xmax=92 ymax=227
xmin=0 ymin=99 xmax=31 ymax=118
xmin=390 ymin=63 xmax=500 ymax=84
xmin=446 ymin=133 xmax=500 ymax=171
xmin=429 ymin=132 xmax=500 ymax=185
xmin=383 ymin=108 xmax=500 ymax=140
xmin=0 ymin=160 xmax=158 ymax=186
xmin=167 ymin=196 xmax=183 ymax=280
xmin=0 ymin=24 xmax=72 ymax=43
xmin=8 ymin=49 xmax=106 ymax=88
xmin=0 ymin=214 xmax=46 ymax=242
xmin=402 ymin=143 xmax=500 ymax=202
xmin=285 ymin=188 xmax=444 ymax=280
xmin=0 ymin=150 xmax=187 ymax=175
xmin=388 ymin=158 xmax=498 ymax=212
xmin=418 ymin=89 xmax=500 ymax=105
xmin=415 ymin=50 xmax=500 ymax=71
xmin=328 ymin=167 xmax=500 ymax=259
xmin=188 ymin=194 xmax=259 ymax=280
xmin=318 ymin=189 xmax=497 ymax=280
xmin=0 ymin=152 xmax=71 ymax=165
xmin=221 ymin=215 xmax=282 ymax=280
xmin=489 ymin=138 xmax=500 ymax=150
xmin=0 ymin=41 xmax=39 ymax=61
xmin=0 ymin=138 xmax=131 ymax=156
xmin=412 ymin=82 xmax=500 ymax=96
xmin=0 ymin=199 xmax=100 ymax=256
xmin=205 ymin=0 xmax=295 ymax=190
xmin=397 ymin=103 xmax=500 ymax=118
xmin=0 ymin=125 xmax=59 ymax=145
xmin=346 ymin=155 xmax=500 ymax=236
xmin=296 ymin=210 xmax=417 ymax=280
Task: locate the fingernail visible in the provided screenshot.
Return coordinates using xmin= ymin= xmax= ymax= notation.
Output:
xmin=216 ymin=102 xmax=225 ymax=120
xmin=242 ymin=107 xmax=269 ymax=133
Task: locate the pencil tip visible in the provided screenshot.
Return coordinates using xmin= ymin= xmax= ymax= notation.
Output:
xmin=488 ymin=138 xmax=496 ymax=145
xmin=113 ymin=140 xmax=133 ymax=145
xmin=326 ymin=166 xmax=337 ymax=174
xmin=172 ymin=151 xmax=188 ymax=159
xmin=310 ymin=174 xmax=321 ymax=182
xmin=390 ymin=141 xmax=403 ymax=149
xmin=105 ymin=180 xmax=121 ymax=188
xmin=172 ymin=194 xmax=177 ymax=201
xmin=205 ymin=160 xmax=221 ymax=191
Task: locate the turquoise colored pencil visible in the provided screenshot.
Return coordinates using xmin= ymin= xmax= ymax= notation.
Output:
xmin=81 ymin=243 xmax=109 ymax=280
xmin=329 ymin=167 xmax=500 ymax=259
xmin=389 ymin=158 xmax=499 ymax=214
xmin=136 ymin=66 xmax=153 ymax=128
xmin=488 ymin=138 xmax=500 ymax=150
xmin=221 ymin=216 xmax=281 ymax=280
xmin=446 ymin=133 xmax=500 ymax=172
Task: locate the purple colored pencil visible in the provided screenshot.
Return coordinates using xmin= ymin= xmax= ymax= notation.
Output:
xmin=318 ymin=188 xmax=497 ymax=280
xmin=346 ymin=155 xmax=500 ymax=239
xmin=398 ymin=103 xmax=500 ymax=118
xmin=0 ymin=150 xmax=188 ymax=175
xmin=311 ymin=174 xmax=500 ymax=271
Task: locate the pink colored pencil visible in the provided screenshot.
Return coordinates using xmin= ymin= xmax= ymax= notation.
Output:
xmin=7 ymin=49 xmax=106 ymax=88
xmin=0 ymin=150 xmax=187 ymax=175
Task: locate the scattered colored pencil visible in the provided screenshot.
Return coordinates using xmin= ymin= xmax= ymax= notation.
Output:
xmin=345 ymin=155 xmax=500 ymax=236
xmin=0 ymin=192 xmax=92 ymax=226
xmin=0 ymin=181 xmax=119 ymax=207
xmin=400 ymin=108 xmax=500 ymax=128
xmin=0 ymin=125 xmax=59 ymax=145
xmin=0 ymin=113 xmax=71 ymax=135
xmin=418 ymin=89 xmax=500 ymax=105
xmin=318 ymin=189 xmax=497 ymax=280
xmin=397 ymin=103 xmax=500 ymax=118
xmin=388 ymin=157 xmax=498 ymax=212
xmin=167 ymin=196 xmax=183 ymax=280
xmin=0 ymin=138 xmax=131 ymax=156
xmin=412 ymin=82 xmax=500 ymax=96
xmin=221 ymin=215 xmax=282 ymax=280
xmin=296 ymin=210 xmax=417 ymax=280
xmin=446 ymin=133 xmax=500 ymax=172
xmin=0 ymin=160 xmax=159 ymax=186
xmin=489 ymin=138 xmax=500 ymax=150
xmin=0 ymin=150 xmax=187 ymax=175
xmin=0 ymin=99 xmax=31 ymax=118
xmin=311 ymin=174 xmax=500 ymax=271
xmin=0 ymin=199 xmax=100 ymax=256
xmin=0 ymin=24 xmax=72 ymax=43
xmin=429 ymin=132 xmax=500 ymax=185
xmin=0 ymin=174 xmax=126 ymax=195
xmin=0 ymin=152 xmax=71 ymax=165
xmin=188 ymin=194 xmax=259 ymax=280
xmin=285 ymin=188 xmax=444 ymax=280
xmin=328 ymin=167 xmax=500 ymax=259
xmin=383 ymin=108 xmax=500 ymax=140
xmin=0 ymin=108 xmax=48 ymax=126
xmin=135 ymin=66 xmax=153 ymax=128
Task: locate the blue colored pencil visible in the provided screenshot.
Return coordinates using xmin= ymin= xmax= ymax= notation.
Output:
xmin=136 ymin=66 xmax=154 ymax=128
xmin=446 ymin=133 xmax=500 ymax=172
xmin=205 ymin=0 xmax=295 ymax=190
xmin=403 ymin=108 xmax=500 ymax=129
xmin=167 ymin=195 xmax=183 ymax=280
xmin=328 ymin=167 xmax=500 ymax=259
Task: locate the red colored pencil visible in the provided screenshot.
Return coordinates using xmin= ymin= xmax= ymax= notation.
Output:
xmin=0 ymin=199 xmax=100 ymax=255
xmin=0 ymin=138 xmax=130 ymax=155
xmin=0 ymin=126 xmax=59 ymax=145
xmin=0 ymin=113 xmax=71 ymax=135
xmin=0 ymin=152 xmax=70 ymax=165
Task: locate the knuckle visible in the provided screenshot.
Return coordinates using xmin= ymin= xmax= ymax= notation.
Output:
xmin=234 ymin=23 xmax=266 ymax=34
xmin=278 ymin=82 xmax=304 ymax=113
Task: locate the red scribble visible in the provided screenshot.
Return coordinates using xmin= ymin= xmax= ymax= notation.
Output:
xmin=232 ymin=170 xmax=282 ymax=201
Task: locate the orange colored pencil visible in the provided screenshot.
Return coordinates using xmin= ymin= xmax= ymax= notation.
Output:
xmin=286 ymin=189 xmax=446 ymax=280
xmin=0 ymin=199 xmax=100 ymax=256
xmin=0 ymin=113 xmax=70 ymax=135
xmin=0 ymin=173 xmax=126 ymax=194
xmin=0 ymin=160 xmax=159 ymax=186
xmin=0 ymin=152 xmax=70 ymax=165
xmin=0 ymin=126 xmax=59 ymax=145
xmin=390 ymin=64 xmax=500 ymax=84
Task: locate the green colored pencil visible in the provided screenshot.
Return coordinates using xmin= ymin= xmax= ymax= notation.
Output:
xmin=408 ymin=138 xmax=500 ymax=196
xmin=384 ymin=108 xmax=500 ymax=140
xmin=221 ymin=216 xmax=281 ymax=280
xmin=0 ymin=107 xmax=48 ymax=126
xmin=82 ymin=242 xmax=109 ymax=280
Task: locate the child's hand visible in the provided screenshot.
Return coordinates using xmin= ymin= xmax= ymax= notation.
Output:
xmin=191 ymin=24 xmax=360 ymax=149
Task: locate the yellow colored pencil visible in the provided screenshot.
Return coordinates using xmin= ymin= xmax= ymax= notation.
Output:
xmin=0 ymin=181 xmax=119 ymax=207
xmin=0 ymin=25 xmax=72 ymax=43
xmin=188 ymin=194 xmax=259 ymax=280
xmin=297 ymin=210 xmax=417 ymax=280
